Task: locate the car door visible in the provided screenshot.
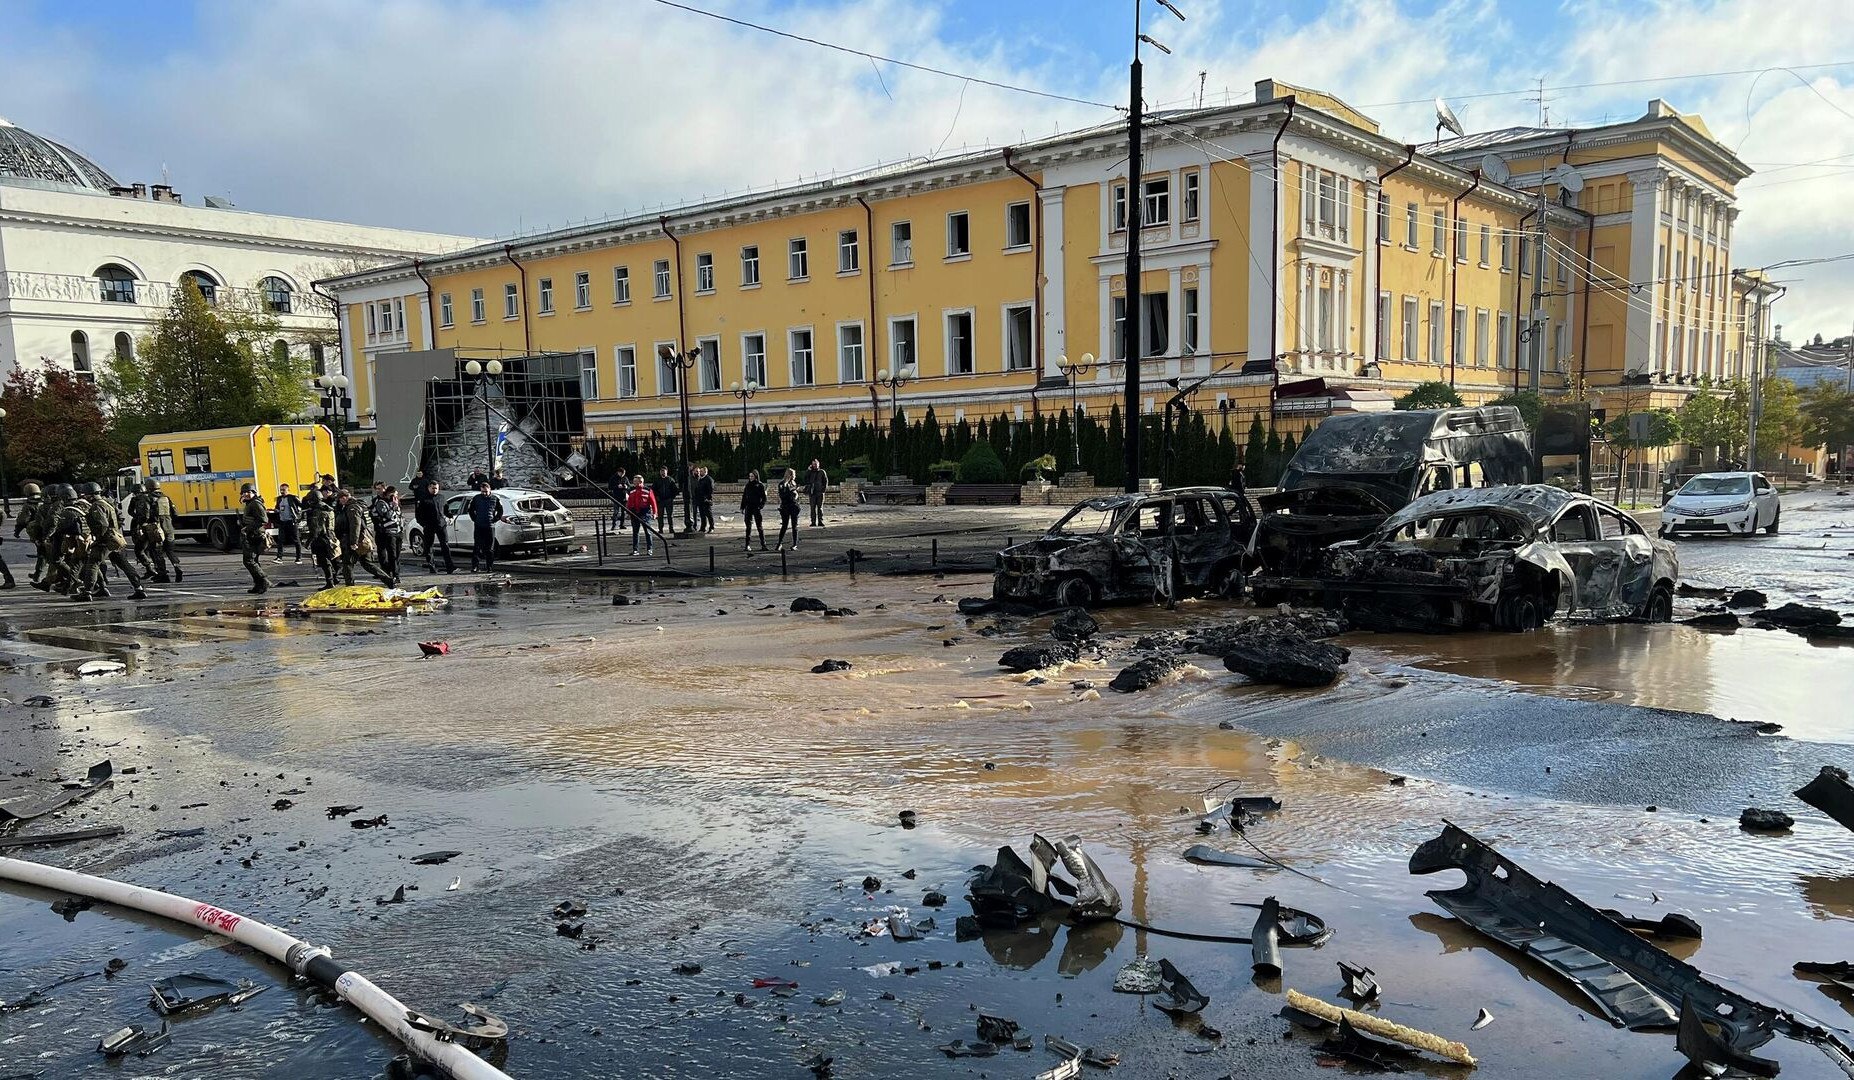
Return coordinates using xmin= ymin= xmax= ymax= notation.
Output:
xmin=1595 ymin=506 xmax=1654 ymax=615
xmin=444 ymin=494 xmax=470 ymax=547
xmin=1752 ymin=474 xmax=1777 ymax=527
xmin=1170 ymin=496 xmax=1231 ymax=585
xmin=1549 ymin=504 xmax=1617 ymax=614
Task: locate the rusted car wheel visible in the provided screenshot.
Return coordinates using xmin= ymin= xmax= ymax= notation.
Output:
xmin=1644 ymin=583 xmax=1674 ymax=623
xmin=1054 ymin=576 xmax=1097 ymax=609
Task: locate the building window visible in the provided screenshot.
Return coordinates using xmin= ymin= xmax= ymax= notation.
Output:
xmin=653 ymin=259 xmax=671 ymax=298
xmin=114 ymin=331 xmax=134 ymax=365
xmin=1142 ymin=176 xmax=1170 ymax=226
xmin=789 ymin=329 xmax=815 ymax=386
xmin=890 ymin=222 xmax=912 ymax=265
xmin=743 ymin=333 xmax=767 ymax=386
xmin=695 ymin=253 xmax=714 ymax=293
xmin=470 ymin=288 xmax=485 ymax=323
xmin=1431 ymin=212 xmax=1445 ymax=255
xmin=946 ymin=212 xmax=971 ymax=258
xmin=95 ymin=263 xmax=137 ymax=303
xmin=836 ymin=230 xmax=859 ymax=274
xmin=1111 ymin=295 xmax=1128 ymax=360
xmin=1004 ymin=304 xmax=1034 ymax=370
xmin=1314 ymin=275 xmax=1336 ymax=352
xmin=788 ymin=238 xmax=809 ymax=280
xmin=1375 ymin=192 xmax=1389 ymax=244
xmin=1304 ymin=168 xmax=1348 ymax=241
xmin=1500 ymin=232 xmax=1512 ymax=270
xmin=659 ymin=343 xmax=680 ymax=395
xmin=574 ymin=272 xmax=591 ymax=310
xmin=698 ymin=338 xmax=720 ymax=392
xmin=1181 ymin=288 xmax=1199 ymax=355
xmin=613 ymin=266 xmax=631 ymax=304
xmin=1675 ymin=250 xmax=1685 ymax=288
xmin=1401 ymin=297 xmax=1418 ymax=362
xmin=1142 ymin=293 xmax=1169 ymax=356
xmin=741 ymin=246 xmax=760 ymax=287
xmin=1405 ymin=203 xmax=1419 ymax=247
xmin=393 ymin=297 xmax=405 ymax=335
xmin=71 ymin=330 xmax=92 ymax=379
xmin=1427 ymin=301 xmax=1443 ymax=363
xmin=1452 ymin=304 xmax=1466 ymax=364
xmin=616 ymin=345 xmax=637 ymax=398
xmin=1519 ymin=237 xmax=1531 ymax=274
xmin=538 ymin=277 xmax=554 ymax=314
xmin=504 ymin=283 xmax=520 ymax=319
xmin=1454 ymin=218 xmax=1468 ymax=262
xmin=1478 ymin=225 xmax=1491 ymax=265
xmin=838 ymin=323 xmax=865 ymax=382
xmin=946 ymin=311 xmax=974 ymax=374
xmin=1111 ymin=184 xmax=1128 ymax=232
xmin=1498 ymin=312 xmax=1513 ymax=368
xmin=181 ymin=270 xmax=218 ymax=304
xmin=260 ymin=276 xmax=293 ymax=314
xmin=1475 ymin=309 xmax=1490 ymax=367
xmin=365 ymin=302 xmax=376 ymax=337
xmin=1182 ymin=170 xmax=1201 ymax=223
xmin=1376 ymin=292 xmax=1390 ymax=359
xmin=1005 ymin=202 xmax=1032 ymax=249
xmin=890 ymin=317 xmax=917 ymax=371
xmin=434 ymin=292 xmax=451 ymax=327
xmin=579 ymin=350 xmax=598 ymax=400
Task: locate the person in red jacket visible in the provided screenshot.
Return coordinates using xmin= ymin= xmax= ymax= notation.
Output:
xmin=623 ymin=474 xmax=658 ymax=555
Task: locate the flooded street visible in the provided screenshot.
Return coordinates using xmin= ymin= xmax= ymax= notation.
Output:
xmin=3 ymin=492 xmax=1853 ymax=1078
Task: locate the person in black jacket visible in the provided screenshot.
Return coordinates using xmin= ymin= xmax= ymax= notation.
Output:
xmin=693 ymin=466 xmax=716 ymax=533
xmin=740 ymin=470 xmax=767 ymax=551
xmin=652 ymin=467 xmax=680 ymax=536
xmin=414 ymin=475 xmax=455 ymax=573
xmin=804 ymin=459 xmax=828 ymax=527
xmin=776 ymin=468 xmax=803 ymax=550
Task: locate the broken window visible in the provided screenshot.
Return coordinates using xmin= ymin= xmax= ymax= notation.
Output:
xmin=1142 ymin=292 xmax=1169 ymax=356
xmin=1552 ymin=506 xmax=1595 ymax=542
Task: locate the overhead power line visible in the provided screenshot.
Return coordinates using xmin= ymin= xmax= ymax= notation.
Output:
xmin=645 ymin=0 xmax=1117 ymax=110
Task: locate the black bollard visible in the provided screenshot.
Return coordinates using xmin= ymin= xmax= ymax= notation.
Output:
xmin=848 ymin=549 xmax=857 ymax=575
xmin=781 ymin=548 xmax=788 ymax=575
xmin=709 ymin=545 xmax=715 ymax=574
xmin=931 ymin=537 xmax=938 ymax=566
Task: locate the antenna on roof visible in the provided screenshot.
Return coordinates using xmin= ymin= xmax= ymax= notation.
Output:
xmin=1197 ymin=70 xmax=1207 ymax=109
xmin=1528 ymin=77 xmax=1551 ymax=126
xmin=1434 ymin=97 xmax=1464 ymax=143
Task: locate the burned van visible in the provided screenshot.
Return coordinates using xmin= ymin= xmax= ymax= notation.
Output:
xmin=993 ymin=487 xmax=1254 ymax=608
xmin=1251 ymin=406 xmax=1532 ymax=582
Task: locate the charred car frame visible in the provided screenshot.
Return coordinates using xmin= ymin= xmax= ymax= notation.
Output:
xmin=993 ymin=487 xmax=1255 ymax=608
xmin=1251 ymin=485 xmax=1678 ymax=631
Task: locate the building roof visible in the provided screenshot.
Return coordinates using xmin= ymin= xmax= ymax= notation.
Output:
xmin=1424 ymin=126 xmax=1559 ymax=155
xmin=0 ymin=116 xmax=119 ymax=191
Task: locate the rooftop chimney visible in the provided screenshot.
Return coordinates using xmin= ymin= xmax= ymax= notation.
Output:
xmin=131 ymin=182 xmax=147 ymax=199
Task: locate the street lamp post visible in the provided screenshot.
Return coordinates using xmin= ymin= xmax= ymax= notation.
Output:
xmin=0 ymin=405 xmax=9 ymax=514
xmin=658 ymin=345 xmax=699 ymax=533
xmin=729 ymin=379 xmax=759 ymax=440
xmin=1123 ymin=0 xmax=1185 ymax=493
xmin=311 ymin=375 xmax=350 ymax=478
xmin=875 ymin=365 xmax=915 ymax=477
xmin=1056 ymin=353 xmax=1095 ymax=470
xmin=462 ymin=359 xmax=505 ymax=480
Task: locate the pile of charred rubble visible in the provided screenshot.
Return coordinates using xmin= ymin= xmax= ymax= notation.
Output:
xmin=946 ymin=765 xmax=1854 ymax=1076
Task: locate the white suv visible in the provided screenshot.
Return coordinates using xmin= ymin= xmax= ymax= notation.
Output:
xmin=1660 ymin=472 xmax=1781 ymax=537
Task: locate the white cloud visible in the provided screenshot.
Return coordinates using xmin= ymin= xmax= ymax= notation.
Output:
xmin=3 ymin=0 xmax=1847 ymax=336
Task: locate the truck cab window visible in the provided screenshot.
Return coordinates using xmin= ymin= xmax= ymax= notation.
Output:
xmin=182 ymin=447 xmax=212 ymax=474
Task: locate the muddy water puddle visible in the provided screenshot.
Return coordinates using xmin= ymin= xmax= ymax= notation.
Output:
xmin=4 ymin=573 xmax=1854 ymax=1077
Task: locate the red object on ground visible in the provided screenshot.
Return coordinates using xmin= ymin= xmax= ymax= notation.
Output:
xmin=751 ymin=978 xmax=799 ymax=989
xmin=418 ymin=641 xmax=451 ymax=658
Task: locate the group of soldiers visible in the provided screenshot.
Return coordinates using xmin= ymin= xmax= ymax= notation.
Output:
xmin=3 ymin=479 xmax=181 ymax=601
xmin=237 ymin=481 xmax=398 ymax=595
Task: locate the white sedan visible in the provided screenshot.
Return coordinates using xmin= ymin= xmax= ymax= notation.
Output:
xmin=1660 ymin=472 xmax=1781 ymax=537
xmin=404 ymin=488 xmax=577 ymax=558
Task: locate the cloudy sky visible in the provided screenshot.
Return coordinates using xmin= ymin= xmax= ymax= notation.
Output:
xmin=5 ymin=0 xmax=1851 ymax=337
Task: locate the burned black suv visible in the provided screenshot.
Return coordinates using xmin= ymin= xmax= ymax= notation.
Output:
xmin=1250 ymin=406 xmax=1533 ymax=589
xmin=993 ymin=487 xmax=1255 ymax=608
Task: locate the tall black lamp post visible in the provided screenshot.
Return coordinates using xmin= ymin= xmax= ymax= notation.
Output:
xmin=1056 ymin=352 xmax=1095 ymax=470
xmin=875 ymin=364 xmax=915 ymax=476
xmin=729 ymin=379 xmax=759 ymax=439
xmin=462 ymin=359 xmax=504 ymax=479
xmin=658 ymin=344 xmax=699 ymax=532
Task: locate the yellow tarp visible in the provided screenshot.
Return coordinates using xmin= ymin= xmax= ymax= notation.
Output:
xmin=300 ymin=585 xmax=448 ymax=613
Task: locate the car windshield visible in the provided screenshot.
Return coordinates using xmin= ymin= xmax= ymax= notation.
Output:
xmin=1050 ymin=506 xmax=1123 ymax=536
xmin=1380 ymin=509 xmax=1529 ymax=544
xmin=1679 ymin=476 xmax=1751 ymax=496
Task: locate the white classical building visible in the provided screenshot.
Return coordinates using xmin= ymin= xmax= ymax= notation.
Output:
xmin=0 ymin=115 xmax=477 ymax=396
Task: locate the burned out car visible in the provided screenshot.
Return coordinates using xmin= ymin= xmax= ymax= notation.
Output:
xmin=1251 ymin=485 xmax=1678 ymax=631
xmin=993 ymin=487 xmax=1255 ymax=608
xmin=1251 ymin=406 xmax=1533 ymax=583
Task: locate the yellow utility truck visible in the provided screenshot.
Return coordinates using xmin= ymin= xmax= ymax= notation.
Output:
xmin=108 ymin=425 xmax=338 ymax=550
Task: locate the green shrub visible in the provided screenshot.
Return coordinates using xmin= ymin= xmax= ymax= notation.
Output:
xmin=958 ymin=441 xmax=1007 ymax=483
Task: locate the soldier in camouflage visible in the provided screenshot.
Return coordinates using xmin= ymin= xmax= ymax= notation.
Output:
xmin=78 ymin=481 xmax=146 ymax=601
xmin=237 ymin=485 xmax=272 ymax=594
xmin=333 ymin=488 xmax=396 ymax=587
xmin=130 ymin=478 xmax=183 ymax=583
xmin=13 ymin=481 xmax=46 ymax=588
xmin=50 ymin=484 xmax=92 ymax=599
xmin=302 ymin=487 xmax=339 ymax=589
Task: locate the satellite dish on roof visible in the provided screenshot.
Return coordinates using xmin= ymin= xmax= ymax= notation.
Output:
xmin=1550 ymin=163 xmax=1585 ymax=193
xmin=1478 ymin=154 xmax=1512 ymax=184
xmin=1434 ymin=98 xmax=1465 ymax=139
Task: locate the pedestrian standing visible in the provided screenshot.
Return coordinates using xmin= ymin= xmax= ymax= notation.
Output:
xmin=607 ymin=471 xmax=629 ymax=529
xmin=624 ymin=475 xmax=658 ymax=556
xmin=238 ymin=485 xmax=272 ymax=595
xmin=413 ymin=474 xmax=454 ymax=573
xmin=467 ymin=480 xmax=504 ymax=572
xmin=694 ymin=466 xmax=716 ymax=533
xmin=804 ymin=459 xmax=828 ymax=527
xmin=334 ymin=489 xmax=396 ymax=586
xmin=653 ymin=466 xmax=679 ymax=536
xmin=274 ymin=484 xmax=304 ymax=562
xmin=776 ymin=467 xmax=802 ymax=550
xmin=371 ymin=486 xmax=404 ymax=580
xmin=740 ymin=469 xmax=768 ymax=551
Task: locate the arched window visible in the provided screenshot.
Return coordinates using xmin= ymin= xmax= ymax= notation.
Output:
xmin=309 ymin=342 xmax=326 ymax=376
xmin=114 ymin=332 xmax=134 ymax=364
xmin=272 ymin=340 xmax=289 ymax=366
xmin=71 ymin=331 xmax=92 ymax=380
xmin=95 ymin=263 xmax=137 ymax=304
xmin=181 ymin=270 xmax=218 ymax=305
xmin=260 ymin=276 xmax=293 ymax=314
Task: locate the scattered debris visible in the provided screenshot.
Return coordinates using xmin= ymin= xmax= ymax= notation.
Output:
xmin=1316 ymin=1014 xmax=1419 ymax=1072
xmin=921 ymin=891 xmax=947 ymax=907
xmin=1112 ymin=957 xmax=1163 ymax=994
xmin=76 ymin=659 xmax=126 ymax=677
xmin=1286 ymin=989 xmax=1475 ymax=1066
xmin=350 ymin=814 xmax=390 ymax=829
xmin=998 ymin=641 xmax=1081 ymax=673
xmin=1681 ymin=611 xmax=1741 ymax=629
xmin=672 ymin=962 xmax=702 ymax=976
xmin=1795 ymin=961 xmax=1854 ymax=992
xmin=404 ymin=1003 xmax=508 ymax=1051
xmin=555 ymin=922 xmax=584 ymax=939
xmin=1338 ymin=962 xmax=1381 ymax=1004
xmin=0 ymin=760 xmax=113 ymax=824
xmin=1677 ymin=994 xmax=1779 ymax=1079
xmin=811 ymin=659 xmax=852 ymax=673
xmin=812 ymin=990 xmax=845 ymax=1007
xmin=1797 ymin=765 xmax=1854 ymax=834
xmin=50 ymin=896 xmax=92 ymax=921
xmin=1108 ymin=655 xmax=1184 ymax=693
xmin=976 ymin=1013 xmax=1021 ymax=1044
xmin=803 ymin=1051 xmax=833 ymax=1076
xmin=97 ymin=1022 xmax=169 ymax=1058
xmin=1471 ymin=1007 xmax=1494 ymax=1030
xmin=937 ymin=1040 xmax=999 ymax=1058
xmin=22 ymin=695 xmax=55 ymax=708
xmin=1253 ymin=896 xmax=1285 ymax=976
xmin=417 ymin=641 xmax=451 ymax=658
xmin=411 ymin=850 xmax=463 ymax=866
xmin=791 ymin=597 xmax=829 ymax=613
xmin=860 ymin=875 xmax=882 ymax=892
xmin=447 ymin=877 xmax=461 ymax=891
xmin=1728 ymin=589 xmax=1769 ymax=608
xmin=0 ymin=825 xmax=124 ymax=850
xmin=1222 ymin=633 xmax=1349 ymax=687
xmin=1599 ymin=909 xmax=1703 ymax=940
xmin=898 ymin=810 xmax=917 ymax=828
xmin=377 ymin=886 xmax=408 ymax=906
xmin=272 ymin=799 xmax=294 ymax=810
xmin=1152 ymin=959 xmax=1210 ymax=1015
xmin=150 ymin=973 xmax=266 ymax=1015
xmin=1740 ymin=808 xmax=1795 ymax=832
xmin=612 ymin=595 xmax=634 ymax=606
xmin=1049 ymin=607 xmax=1099 ymax=642
xmin=553 ymin=900 xmax=588 ymax=919
xmin=1181 ymin=845 xmax=1278 ymax=869
xmin=1751 ymin=602 xmax=1842 ymax=629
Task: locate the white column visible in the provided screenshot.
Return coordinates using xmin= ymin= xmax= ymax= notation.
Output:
xmin=1039 ymin=185 xmax=1067 ymax=375
xmin=1246 ymin=149 xmax=1278 ymax=370
xmin=1625 ymin=169 xmax=1662 ymax=376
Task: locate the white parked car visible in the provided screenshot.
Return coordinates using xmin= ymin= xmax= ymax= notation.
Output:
xmin=1660 ymin=472 xmax=1781 ymax=537
xmin=404 ymin=488 xmax=577 ymax=558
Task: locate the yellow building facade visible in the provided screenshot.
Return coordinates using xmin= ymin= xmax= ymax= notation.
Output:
xmin=323 ymin=79 xmax=1760 ymax=467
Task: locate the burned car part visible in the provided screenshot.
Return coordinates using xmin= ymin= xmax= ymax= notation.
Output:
xmin=1152 ymin=959 xmax=1210 ymax=1014
xmin=1797 ymin=766 xmax=1854 ymax=834
xmin=98 ymin=1022 xmax=169 ymax=1058
xmin=1317 ymin=1015 xmax=1416 ymax=1072
xmin=1028 ymin=834 xmax=1122 ymax=922
xmin=1411 ymin=823 xmax=1854 ymax=1074
xmin=1283 ymin=988 xmax=1476 ymax=1066
xmin=0 ymin=760 xmax=113 ymax=825
xmin=1181 ymin=845 xmax=1277 ymax=870
xmin=1338 ymin=962 xmax=1382 ymax=1004
xmin=150 ymin=972 xmax=266 ymax=1015
xmin=994 ymin=487 xmax=1253 ymax=608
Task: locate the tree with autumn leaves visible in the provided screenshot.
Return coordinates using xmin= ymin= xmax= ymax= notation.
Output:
xmin=1 ymin=366 xmax=119 ymax=487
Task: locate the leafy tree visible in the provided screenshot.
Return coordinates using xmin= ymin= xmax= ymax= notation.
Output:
xmin=1753 ymin=376 xmax=1805 ymax=464
xmin=1802 ymin=383 xmax=1854 ymax=472
xmin=1 ymin=367 xmax=122 ymax=484
xmin=957 ymin=439 xmax=1007 ymax=483
xmin=1243 ymin=414 xmax=1267 ymax=479
xmin=1487 ymin=390 xmax=1544 ymax=430
xmin=1600 ymin=407 xmax=1680 ymax=503
xmin=1677 ymin=380 xmax=1743 ymax=465
xmin=1394 ymin=380 xmax=1465 ymax=411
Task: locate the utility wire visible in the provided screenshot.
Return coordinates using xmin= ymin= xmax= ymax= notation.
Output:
xmin=644 ymin=0 xmax=1117 ymax=110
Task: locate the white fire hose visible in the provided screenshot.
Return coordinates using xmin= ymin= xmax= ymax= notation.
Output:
xmin=0 ymin=855 xmax=513 ymax=1080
